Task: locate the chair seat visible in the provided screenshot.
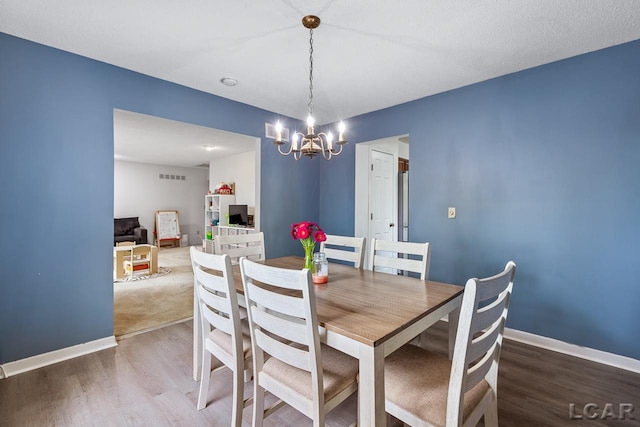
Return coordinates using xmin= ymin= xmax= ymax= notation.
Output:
xmin=385 ymin=344 xmax=490 ymax=427
xmin=262 ymin=343 xmax=358 ymax=401
xmin=208 ymin=319 xmax=252 ymax=360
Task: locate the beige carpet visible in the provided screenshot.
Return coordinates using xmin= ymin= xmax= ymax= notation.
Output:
xmin=114 ymin=246 xmax=193 ymax=338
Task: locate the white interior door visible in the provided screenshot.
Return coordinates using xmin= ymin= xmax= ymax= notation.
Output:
xmin=355 ymin=136 xmax=406 ymax=269
xmin=369 ymin=149 xmax=396 ymax=272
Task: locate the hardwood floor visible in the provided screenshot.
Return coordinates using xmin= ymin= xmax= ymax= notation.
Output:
xmin=0 ymin=320 xmax=638 ymax=426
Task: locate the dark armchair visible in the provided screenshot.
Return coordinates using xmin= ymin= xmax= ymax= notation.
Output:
xmin=114 ymin=217 xmax=148 ymax=245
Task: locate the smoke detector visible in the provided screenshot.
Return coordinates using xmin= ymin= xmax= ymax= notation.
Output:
xmin=220 ymin=77 xmax=238 ymax=87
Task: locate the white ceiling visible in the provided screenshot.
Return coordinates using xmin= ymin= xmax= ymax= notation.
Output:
xmin=113 ymin=110 xmax=257 ymax=168
xmin=2 ymin=0 xmax=640 ymax=166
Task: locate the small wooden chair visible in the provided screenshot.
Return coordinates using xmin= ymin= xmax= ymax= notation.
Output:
xmin=123 ymin=245 xmax=152 ymax=278
xmin=190 ymin=247 xmax=252 ymax=427
xmin=368 ymin=238 xmax=431 ymax=279
xmin=384 ymin=261 xmax=516 ymax=427
xmin=319 ymin=234 xmax=366 ymax=269
xmin=240 ymin=257 xmax=359 ymax=426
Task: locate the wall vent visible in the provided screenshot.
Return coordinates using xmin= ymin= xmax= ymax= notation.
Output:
xmin=158 ymin=173 xmax=186 ymax=181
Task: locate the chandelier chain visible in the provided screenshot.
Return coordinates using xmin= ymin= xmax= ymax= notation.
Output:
xmin=308 ymin=28 xmax=314 ymax=117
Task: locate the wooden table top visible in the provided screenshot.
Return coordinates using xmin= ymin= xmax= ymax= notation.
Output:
xmin=232 ymin=256 xmax=463 ymax=348
xmin=113 ymin=243 xmax=156 ymax=252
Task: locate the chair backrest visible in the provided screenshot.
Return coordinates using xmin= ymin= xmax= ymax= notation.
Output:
xmin=116 ymin=241 xmax=135 ymax=247
xmin=319 ymin=234 xmax=366 ymax=269
xmin=240 ymin=257 xmax=325 ymax=409
xmin=215 ymin=232 xmax=265 ymax=264
xmin=126 ymin=245 xmax=152 ymax=277
xmin=447 ymin=261 xmax=516 ymax=425
xmin=190 ymin=247 xmax=244 ymax=366
xmin=368 ymin=238 xmax=431 ymax=280
xmin=130 ymin=245 xmax=149 ymax=257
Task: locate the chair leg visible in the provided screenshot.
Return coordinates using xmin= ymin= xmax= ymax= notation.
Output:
xmin=484 ymin=398 xmax=499 ymax=427
xmin=231 ymin=367 xmax=244 ymax=427
xmin=197 ymin=350 xmax=212 ymax=410
xmin=313 ymin=411 xmax=325 ymax=427
xmin=252 ymin=380 xmax=265 ymax=427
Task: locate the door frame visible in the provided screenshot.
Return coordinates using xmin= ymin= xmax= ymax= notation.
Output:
xmin=354 ymin=135 xmax=408 ymax=269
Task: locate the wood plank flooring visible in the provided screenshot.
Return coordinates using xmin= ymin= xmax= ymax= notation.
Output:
xmin=0 ymin=320 xmax=638 ymax=426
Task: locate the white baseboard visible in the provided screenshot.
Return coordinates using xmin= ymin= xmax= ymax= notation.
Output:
xmin=2 ymin=323 xmax=638 ymax=378
xmin=440 ymin=316 xmax=640 ymax=374
xmin=0 ymin=336 xmax=117 ymax=378
xmin=503 ymin=328 xmax=640 ymax=374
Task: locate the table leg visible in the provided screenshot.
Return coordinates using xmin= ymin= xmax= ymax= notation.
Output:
xmin=113 ymin=251 xmax=126 ymax=280
xmin=150 ymin=246 xmax=158 ymax=274
xmin=358 ymin=343 xmax=386 ymax=427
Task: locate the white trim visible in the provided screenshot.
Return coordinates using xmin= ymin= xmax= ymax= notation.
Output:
xmin=503 ymin=328 xmax=640 ymax=374
xmin=116 ymin=317 xmax=193 ymax=341
xmin=440 ymin=317 xmax=640 ymax=374
xmin=0 ymin=336 xmax=117 ymax=378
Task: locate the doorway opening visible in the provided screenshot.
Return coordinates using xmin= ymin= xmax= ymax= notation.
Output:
xmin=354 ymin=135 xmax=409 ymax=269
xmin=113 ymin=109 xmax=261 ymax=339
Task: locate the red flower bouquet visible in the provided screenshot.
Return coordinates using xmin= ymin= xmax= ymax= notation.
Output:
xmin=291 ymin=221 xmax=326 ymax=270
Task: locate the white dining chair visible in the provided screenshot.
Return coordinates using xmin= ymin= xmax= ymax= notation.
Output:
xmin=319 ymin=234 xmax=366 ymax=269
xmin=190 ymin=247 xmax=252 ymax=427
xmin=368 ymin=238 xmax=431 ymax=279
xmin=384 ymin=261 xmax=516 ymax=427
xmin=215 ymin=231 xmax=265 ymax=264
xmin=240 ymin=257 xmax=359 ymax=427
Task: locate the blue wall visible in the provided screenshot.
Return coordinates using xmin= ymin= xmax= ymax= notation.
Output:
xmin=2 ymin=30 xmax=639 ymax=363
xmin=0 ymin=32 xmax=317 ymax=363
xmin=320 ymin=40 xmax=640 ymax=359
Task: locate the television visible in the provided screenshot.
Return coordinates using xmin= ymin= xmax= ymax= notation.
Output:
xmin=228 ymin=204 xmax=248 ymax=226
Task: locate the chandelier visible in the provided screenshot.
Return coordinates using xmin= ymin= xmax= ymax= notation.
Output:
xmin=271 ymin=15 xmax=347 ymax=160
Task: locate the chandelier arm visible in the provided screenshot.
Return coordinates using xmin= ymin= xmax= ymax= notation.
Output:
xmin=331 ymin=143 xmax=344 ymax=156
xmin=316 ymin=132 xmax=328 ymax=150
xmin=317 ymin=132 xmax=336 ymax=157
xmin=276 ymin=143 xmax=293 ymax=156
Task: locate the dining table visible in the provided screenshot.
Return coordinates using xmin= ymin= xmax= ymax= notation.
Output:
xmin=192 ymin=256 xmax=464 ymax=427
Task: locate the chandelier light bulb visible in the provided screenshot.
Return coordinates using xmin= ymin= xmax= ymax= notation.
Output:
xmin=291 ymin=133 xmax=299 ymax=151
xmin=338 ymin=121 xmax=346 ymax=142
xmin=306 ymin=115 xmax=315 ymax=128
xmin=327 ymin=132 xmax=334 ymax=151
xmin=275 ymin=120 xmax=282 ymax=142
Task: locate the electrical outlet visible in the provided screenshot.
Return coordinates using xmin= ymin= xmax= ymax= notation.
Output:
xmin=448 ymin=207 xmax=456 ymax=219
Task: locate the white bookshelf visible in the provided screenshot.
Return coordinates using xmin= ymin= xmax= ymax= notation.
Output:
xmin=204 ymin=194 xmax=234 ymax=253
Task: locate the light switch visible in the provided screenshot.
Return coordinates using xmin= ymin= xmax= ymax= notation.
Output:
xmin=448 ymin=207 xmax=456 ymax=219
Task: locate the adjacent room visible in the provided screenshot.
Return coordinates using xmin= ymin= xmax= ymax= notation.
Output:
xmin=1 ymin=2 xmax=639 ymax=426
xmin=112 ymin=110 xmax=259 ymax=338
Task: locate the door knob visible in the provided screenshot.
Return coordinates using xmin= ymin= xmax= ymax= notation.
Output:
xmin=389 ymin=223 xmax=395 ymax=227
